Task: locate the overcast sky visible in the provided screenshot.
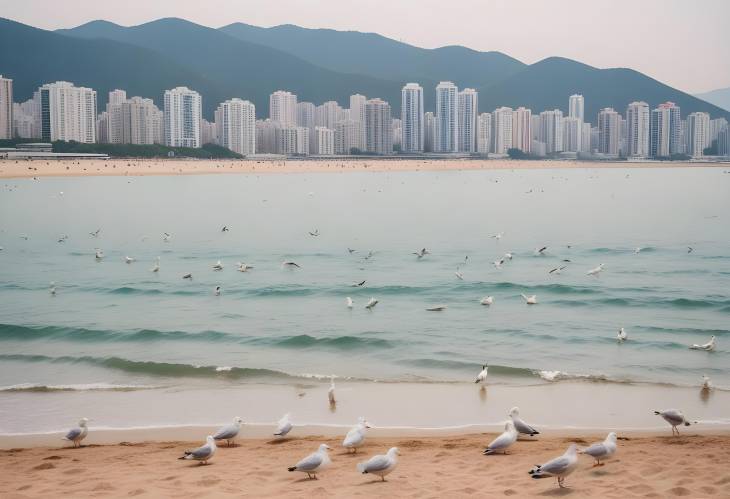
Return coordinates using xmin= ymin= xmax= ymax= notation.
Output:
xmin=3 ymin=0 xmax=728 ymax=94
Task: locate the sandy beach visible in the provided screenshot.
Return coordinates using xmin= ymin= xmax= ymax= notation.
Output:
xmin=2 ymin=432 xmax=729 ymax=498
xmin=1 ymin=158 xmax=728 ymax=179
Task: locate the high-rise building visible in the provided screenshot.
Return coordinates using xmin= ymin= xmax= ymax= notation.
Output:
xmin=718 ymin=123 xmax=729 ymax=156
xmin=424 ymin=112 xmax=436 ymax=153
xmin=349 ymin=94 xmax=367 ymax=151
xmin=39 ymin=81 xmax=97 ymax=143
xmin=335 ymin=119 xmax=362 ymax=155
xmin=597 ymin=107 xmax=620 ymax=156
xmin=276 ymin=127 xmax=298 ymax=155
xmin=686 ymin=112 xmax=710 ymax=158
xmin=95 ymin=111 xmax=108 ymax=144
xmin=392 ymin=118 xmax=402 ymax=150
xmin=435 ymin=81 xmax=458 ymax=153
xmin=269 ymin=90 xmax=297 ymax=127
xmin=164 ymin=86 xmax=201 ymax=148
xmin=0 ymin=75 xmax=12 ymax=139
xmin=401 ymin=83 xmax=424 ymax=153
xmin=562 ymin=117 xmax=582 ymax=153
xmin=492 ymin=107 xmax=513 ymax=154
xmin=216 ymin=98 xmax=256 ymax=156
xmin=477 ymin=112 xmax=491 ymax=154
xmin=539 ymin=109 xmax=564 ymax=154
xmin=124 ymin=96 xmax=163 ymax=145
xmin=512 ymin=107 xmax=532 ymax=153
xmin=295 ymin=127 xmax=310 ymax=155
xmin=104 ymin=89 xmax=127 ymax=144
xmin=314 ymin=126 xmax=334 ymax=155
xmin=568 ymin=94 xmax=584 ymax=122
xmin=365 ymin=98 xmax=392 ymax=155
xmin=626 ymin=101 xmax=650 ymax=158
xmin=457 ymin=88 xmax=478 ymax=152
xmin=650 ymin=102 xmax=681 ymax=157
xmin=581 ymin=122 xmax=592 ymax=153
xmin=709 ymin=118 xmax=728 ymax=144
xmin=296 ymin=102 xmax=315 ymax=129
xmin=13 ymin=98 xmax=40 ymax=139
xmin=200 ymin=118 xmax=216 ymax=145
xmin=255 ymin=119 xmax=279 ymax=154
xmin=315 ymin=101 xmax=341 ymax=130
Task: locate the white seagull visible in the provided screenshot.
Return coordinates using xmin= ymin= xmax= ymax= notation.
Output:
xmin=365 ymin=297 xmax=378 ymax=309
xmin=357 ymin=447 xmax=400 ymax=481
xmin=509 ymin=407 xmax=540 ymax=437
xmin=150 ymin=257 xmax=160 ymax=273
xmin=178 ymin=435 xmax=216 ymax=464
xmin=491 ymin=232 xmax=504 ymax=240
xmin=690 ymin=336 xmax=716 ymax=351
xmin=483 ymin=420 xmax=518 ymax=455
xmin=163 ymin=232 xmax=171 ymax=242
xmin=343 ymin=417 xmax=371 ymax=453
xmin=654 ymin=409 xmax=693 ymax=435
xmin=346 ymin=297 xmax=354 ymax=309
xmin=212 ymin=260 xmax=224 ymax=271
xmin=288 ymin=444 xmax=332 ymax=479
xmin=49 ymin=281 xmax=56 ymax=295
xmin=236 ymin=262 xmax=254 ymax=272
xmin=328 ymin=376 xmax=336 ymax=406
xmin=214 ymin=286 xmax=221 ymax=296
xmin=426 ymin=305 xmax=447 ymax=311
xmin=528 ymin=443 xmax=579 ymax=488
xmin=474 ymin=364 xmax=488 ymax=384
xmin=124 ymin=256 xmax=135 ymax=264
xmin=89 ymin=228 xmax=101 ymax=237
xmin=702 ymin=375 xmax=713 ymax=391
xmin=617 ymin=327 xmax=628 ymax=342
xmin=579 ymin=432 xmax=617 ymax=466
xmin=455 ymin=269 xmax=464 ymax=280
xmin=412 ymin=248 xmax=430 ymax=259
xmin=480 ymin=296 xmax=494 ymax=306
xmin=274 ymin=413 xmax=293 ymax=437
xmin=587 ymin=263 xmax=605 ymax=276
xmin=521 ymin=294 xmax=537 ymax=305
xmin=213 ymin=417 xmax=244 ymax=447
xmin=493 ymin=259 xmax=504 ymax=269
xmin=95 ymin=249 xmax=104 ymax=260
xmin=62 ymin=417 xmax=90 ymax=448
xmin=504 ymin=252 xmax=513 ymax=260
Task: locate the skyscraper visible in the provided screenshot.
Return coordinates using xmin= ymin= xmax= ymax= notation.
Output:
xmin=650 ymin=102 xmax=681 ymax=157
xmin=686 ymin=112 xmax=710 ymax=158
xmin=365 ymin=98 xmax=392 ymax=155
xmin=562 ymin=117 xmax=582 ymax=152
xmin=216 ymin=98 xmax=256 ymax=156
xmin=477 ymin=112 xmax=491 ymax=154
xmin=597 ymin=108 xmax=620 ymax=156
xmin=349 ymin=94 xmax=367 ymax=151
xmin=314 ymin=127 xmax=334 ymax=155
xmin=401 ymin=83 xmax=424 ymax=153
xmin=435 ymin=81 xmax=458 ymax=153
xmin=335 ymin=119 xmax=362 ymax=155
xmin=315 ymin=101 xmax=341 ymax=130
xmin=164 ymin=86 xmax=202 ymax=148
xmin=423 ymin=112 xmax=436 ymax=153
xmin=492 ymin=107 xmax=513 ymax=154
xmin=539 ymin=109 xmax=564 ymax=154
xmin=125 ymin=96 xmax=163 ymax=145
xmin=269 ymin=90 xmax=297 ymax=127
xmin=0 ymin=75 xmax=12 ymax=139
xmin=626 ymin=101 xmax=650 ymax=158
xmin=512 ymin=107 xmax=532 ymax=153
xmin=39 ymin=81 xmax=97 ymax=143
xmin=457 ymin=88 xmax=478 ymax=152
xmin=568 ymin=94 xmax=584 ymax=122
xmin=105 ymin=89 xmax=127 ymax=144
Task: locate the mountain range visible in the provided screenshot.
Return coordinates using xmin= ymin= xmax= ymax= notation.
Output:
xmin=694 ymin=87 xmax=730 ymax=113
xmin=1 ymin=17 xmax=728 ymax=123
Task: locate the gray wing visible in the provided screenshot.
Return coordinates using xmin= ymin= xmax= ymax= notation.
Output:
xmin=363 ymin=455 xmax=391 ymax=473
xmin=295 ymin=452 xmax=323 ymax=471
xmin=662 ymin=410 xmax=684 ymax=425
xmin=539 ymin=456 xmax=571 ymax=475
xmin=513 ymin=418 xmax=538 ymax=435
xmin=487 ymin=432 xmax=513 ymax=451
xmin=189 ymin=443 xmax=213 ymax=459
xmin=214 ymin=425 xmax=238 ymax=440
xmin=65 ymin=428 xmax=82 ymax=440
xmin=582 ymin=443 xmax=608 ymax=458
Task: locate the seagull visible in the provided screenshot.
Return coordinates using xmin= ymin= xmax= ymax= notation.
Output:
xmin=328 ymin=376 xmax=336 ymax=406
xmin=89 ymin=229 xmax=101 ymax=237
xmin=690 ymin=336 xmax=716 ymax=351
xmin=634 ymin=247 xmax=643 ymax=254
xmin=617 ymin=327 xmax=627 ymax=342
xmin=474 ymin=364 xmax=488 ymax=384
xmin=19 ymin=234 xmax=29 ymax=240
xmin=493 ymin=259 xmax=504 ymax=269
xmin=309 ymin=229 xmax=320 ymax=237
xmin=426 ymin=305 xmax=447 ymax=311
xmin=702 ymin=375 xmax=712 ymax=391
xmin=346 ymin=297 xmax=353 ymax=309
xmin=213 ymin=417 xmax=244 ymax=447
xmin=504 ymin=252 xmax=513 ymax=260
xmin=150 ymin=257 xmax=160 ymax=273
xmin=521 ymin=294 xmax=537 ymax=305
xmin=288 ymin=444 xmax=332 ymax=479
xmin=62 ymin=418 xmax=90 ymax=448
xmin=57 ymin=234 xmax=68 ymax=243
xmin=480 ymin=296 xmax=494 ymax=306
xmin=163 ymin=232 xmax=171 ymax=242
xmin=483 ymin=420 xmax=518 ymax=455
xmin=455 ymin=269 xmax=464 ymax=280
xmin=579 ymin=432 xmax=617 ymax=466
xmin=509 ymin=407 xmax=539 ymax=437
xmin=587 ymin=263 xmax=604 ymax=276
xmin=182 ymin=273 xmax=192 ymax=279
xmin=654 ymin=409 xmax=693 ymax=435
xmin=282 ymin=261 xmax=301 ymax=269
xmin=351 ymin=280 xmax=366 ymax=287
xmin=221 ymin=225 xmax=229 ymax=232
xmin=363 ymin=250 xmax=374 ymax=260
xmin=178 ymin=435 xmax=216 ymax=464
xmin=357 ymin=447 xmax=400 ymax=481
xmin=95 ymin=249 xmax=104 ymax=260
xmin=212 ymin=260 xmax=224 ymax=271
xmin=491 ymin=232 xmax=504 ymax=240
xmin=236 ymin=262 xmax=254 ymax=272
xmin=274 ymin=413 xmax=293 ymax=437
xmin=534 ymin=246 xmax=547 ymax=256
xmin=528 ymin=443 xmax=579 ymax=488
xmin=687 ymin=246 xmax=694 ymax=253
xmin=412 ymin=248 xmax=430 ymax=259
xmin=343 ymin=417 xmax=371 ymax=453
xmin=548 ymin=266 xmax=566 ymax=275
xmin=124 ymin=256 xmax=135 ymax=264
xmin=365 ymin=297 xmax=378 ymax=309
xmin=214 ymin=286 xmax=221 ymax=296
xmin=49 ymin=281 xmax=56 ymax=295
xmin=347 ymin=248 xmax=356 ymax=254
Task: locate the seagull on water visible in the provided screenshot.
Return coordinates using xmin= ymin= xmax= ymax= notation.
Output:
xmin=534 ymin=246 xmax=547 ymax=256
xmin=455 ymin=268 xmax=464 ymax=280
xmin=521 ymin=294 xmax=537 ymax=305
xmin=509 ymin=407 xmax=539 ymax=437
xmin=236 ymin=262 xmax=254 ymax=272
xmin=579 ymin=432 xmax=617 ymax=466
xmin=504 ymin=252 xmax=513 ymax=260
xmin=690 ymin=336 xmax=715 ymax=351
xmin=493 ymin=258 xmax=504 ymax=269
xmin=365 ymin=297 xmax=378 ymax=309
xmin=288 ymin=444 xmax=332 ymax=479
xmin=282 ymin=261 xmax=301 ymax=269
xmin=89 ymin=228 xmax=101 ymax=237
xmin=328 ymin=376 xmax=336 ymax=406
xmin=309 ymin=229 xmax=320 ymax=237
xmin=182 ymin=273 xmax=192 ymax=279
xmin=634 ymin=247 xmax=643 ymax=254
xmin=213 ymin=417 xmax=244 ymax=447
xmin=49 ymin=281 xmax=56 ymax=295
xmin=212 ymin=260 xmax=223 ymax=271
xmin=351 ymin=280 xmax=366 ymax=287
xmin=214 ymin=286 xmax=221 ymax=296
xmin=178 ymin=435 xmax=216 ymax=464
xmin=426 ymin=305 xmax=447 ymax=311
xmin=62 ymin=417 xmax=90 ymax=448
xmin=617 ymin=327 xmax=627 ymax=342
xmin=124 ymin=256 xmax=135 ymax=264
xmin=95 ymin=249 xmax=104 ymax=260
xmin=474 ymin=364 xmax=488 ymax=384
xmin=587 ymin=263 xmax=604 ymax=276
xmin=654 ymin=409 xmax=694 ymax=435
xmin=346 ymin=297 xmax=354 ymax=308
xmin=483 ymin=420 xmax=518 ymax=455
xmin=480 ymin=296 xmax=494 ymax=306
xmin=412 ymin=248 xmax=430 ymax=259
xmin=548 ymin=266 xmax=566 ymax=275
xmin=343 ymin=417 xmax=371 ymax=453
xmin=274 ymin=413 xmax=293 ymax=437
xmin=150 ymin=257 xmax=160 ymax=273
xmin=357 ymin=447 xmax=400 ymax=481
xmin=528 ymin=443 xmax=579 ymax=488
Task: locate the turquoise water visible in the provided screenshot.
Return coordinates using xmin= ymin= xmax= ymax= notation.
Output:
xmin=0 ymin=167 xmax=728 ymax=406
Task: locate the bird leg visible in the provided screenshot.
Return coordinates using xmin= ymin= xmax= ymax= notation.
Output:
xmin=381 ymin=476 xmax=386 ymax=482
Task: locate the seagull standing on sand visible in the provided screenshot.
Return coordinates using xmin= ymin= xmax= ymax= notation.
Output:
xmin=480 ymin=296 xmax=494 ymax=306
xmin=579 ymin=432 xmax=617 ymax=466
xmin=587 ymin=263 xmax=605 ymax=276
xmin=654 ymin=409 xmax=693 ymax=435
xmin=328 ymin=376 xmax=336 ymax=406
xmin=521 ymin=294 xmax=537 ymax=305
xmin=509 ymin=407 xmax=539 ymax=437
xmin=690 ymin=336 xmax=716 ymax=351
xmin=483 ymin=420 xmax=518 ymax=455
xmin=474 ymin=364 xmax=488 ymax=384
xmin=617 ymin=327 xmax=628 ymax=342
xmin=150 ymin=257 xmax=160 ymax=273
xmin=62 ymin=418 xmax=89 ymax=448
xmin=528 ymin=443 xmax=579 ymax=488
xmin=357 ymin=447 xmax=400 ymax=481
xmin=365 ymin=297 xmax=378 ymax=310
xmin=288 ymin=444 xmax=332 ymax=479
xmin=213 ymin=417 xmax=244 ymax=447
xmin=274 ymin=413 xmax=293 ymax=437
xmin=178 ymin=435 xmax=216 ymax=464
xmin=343 ymin=417 xmax=371 ymax=453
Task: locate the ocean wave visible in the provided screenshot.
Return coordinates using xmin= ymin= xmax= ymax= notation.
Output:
xmin=271 ymin=334 xmax=394 ymax=350
xmin=548 ymin=296 xmax=730 ymax=310
xmin=0 ymin=383 xmax=158 ymax=393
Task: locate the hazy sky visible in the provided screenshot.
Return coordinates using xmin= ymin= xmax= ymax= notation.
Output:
xmin=3 ymin=0 xmax=729 ymax=94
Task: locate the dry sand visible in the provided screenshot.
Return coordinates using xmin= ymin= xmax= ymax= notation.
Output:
xmin=1 ymin=158 xmax=728 ymax=179
xmin=2 ymin=432 xmax=729 ymax=498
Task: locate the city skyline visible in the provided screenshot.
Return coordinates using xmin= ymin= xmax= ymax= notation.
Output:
xmin=1 ymin=0 xmax=728 ymax=95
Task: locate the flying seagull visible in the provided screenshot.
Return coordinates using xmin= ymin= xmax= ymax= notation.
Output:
xmin=309 ymin=229 xmax=320 ymax=237
xmin=351 ymin=280 xmax=366 ymax=287
xmin=214 ymin=286 xmax=221 ymax=296
xmin=365 ymin=297 xmax=378 ymax=309
xmin=426 ymin=305 xmax=447 ymax=311
xmin=89 ymin=228 xmax=101 ymax=237
xmin=282 ymin=261 xmax=301 ymax=269
xmin=150 ymin=257 xmax=160 ymax=273
xmin=548 ymin=266 xmax=566 ymax=275
xmin=182 ymin=273 xmax=192 ymax=279
xmin=412 ymin=248 xmax=430 ymax=259
xmin=49 ymin=281 xmax=57 ymax=296
xmin=535 ymin=246 xmax=547 ymax=256
xmin=124 ymin=256 xmax=135 ymax=264
xmin=617 ymin=327 xmax=628 ymax=342
xmin=221 ymin=225 xmax=229 ymax=232
xmin=95 ymin=249 xmax=104 ymax=260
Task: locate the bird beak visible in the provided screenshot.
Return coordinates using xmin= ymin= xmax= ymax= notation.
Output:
xmin=326 ymin=445 xmax=333 ymax=450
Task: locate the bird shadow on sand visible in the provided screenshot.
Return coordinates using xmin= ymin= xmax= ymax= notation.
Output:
xmin=292 ymin=477 xmax=321 ymax=483
xmin=266 ymin=438 xmax=293 ymax=445
xmin=356 ymin=479 xmax=390 ymax=486
xmin=537 ymin=487 xmax=576 ymax=496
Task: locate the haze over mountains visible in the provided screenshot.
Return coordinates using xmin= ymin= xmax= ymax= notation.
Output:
xmin=2 ymin=16 xmax=727 ymax=121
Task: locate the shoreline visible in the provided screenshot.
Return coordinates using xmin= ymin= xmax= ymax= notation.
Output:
xmin=2 ymin=158 xmax=729 ymax=179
